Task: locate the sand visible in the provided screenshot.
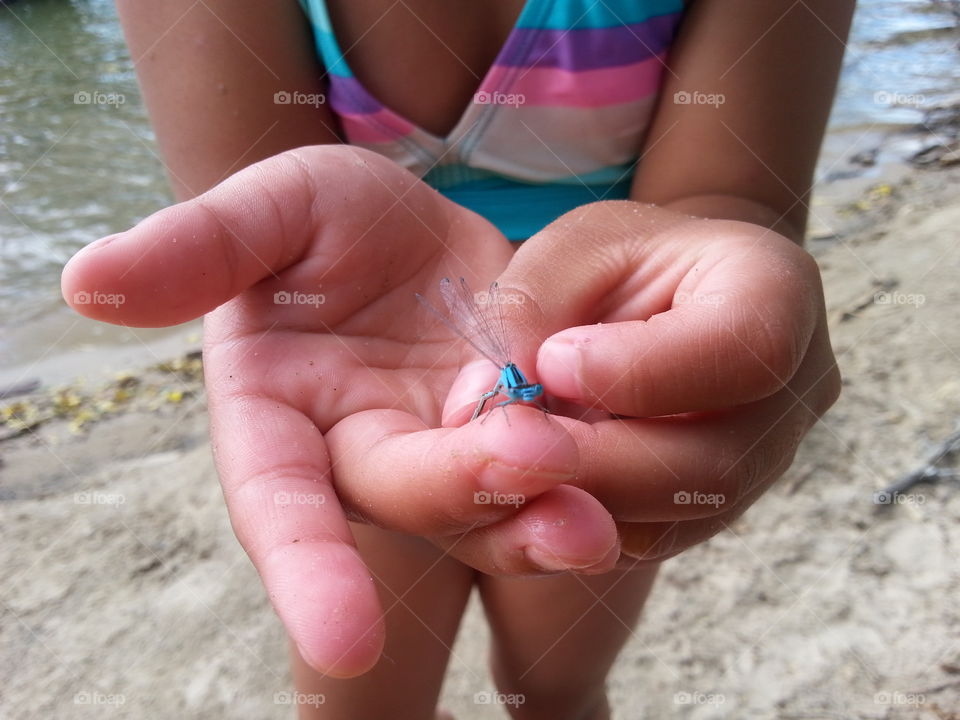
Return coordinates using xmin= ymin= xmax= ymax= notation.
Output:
xmin=2 ymin=150 xmax=959 ymax=719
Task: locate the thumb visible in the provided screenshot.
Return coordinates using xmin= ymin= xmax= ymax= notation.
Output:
xmin=495 ymin=200 xmax=688 ymax=405
xmin=499 ymin=201 xmax=817 ymax=416
xmin=61 ymin=146 xmax=333 ymax=328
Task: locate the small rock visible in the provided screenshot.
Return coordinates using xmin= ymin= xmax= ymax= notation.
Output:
xmin=850 ymin=148 xmax=879 ymax=167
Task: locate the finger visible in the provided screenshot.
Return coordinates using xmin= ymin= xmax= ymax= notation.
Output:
xmin=548 ymin=411 xmax=796 ymax=524
xmin=500 ymin=202 xmax=821 ymax=416
xmin=616 ymin=321 xmax=838 ymax=562
xmin=60 ymin=145 xmax=429 ymax=328
xmin=555 ymin=320 xmax=839 ymax=522
xmin=61 ymin=150 xmax=318 ymax=326
xmin=326 ymin=409 xmax=620 ymax=573
xmin=615 ymin=454 xmax=783 ymax=563
xmin=434 ymin=485 xmax=621 ymax=575
xmin=207 ymin=383 xmax=385 ymax=677
xmin=440 ymin=359 xmax=539 ymax=427
xmin=325 ymin=408 xmax=579 ymax=536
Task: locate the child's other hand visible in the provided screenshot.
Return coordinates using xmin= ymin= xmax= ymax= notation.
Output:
xmin=497 ymin=200 xmax=842 ymax=563
xmin=61 ymin=146 xmax=619 ymax=677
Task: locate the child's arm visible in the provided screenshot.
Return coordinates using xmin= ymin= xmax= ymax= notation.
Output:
xmin=115 ymin=0 xmax=340 ymax=199
xmin=484 ymin=0 xmax=854 ymax=563
xmin=633 ymin=0 xmax=856 ymax=241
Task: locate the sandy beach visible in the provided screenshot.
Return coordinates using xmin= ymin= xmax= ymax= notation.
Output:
xmin=2 ymin=129 xmax=960 ymax=719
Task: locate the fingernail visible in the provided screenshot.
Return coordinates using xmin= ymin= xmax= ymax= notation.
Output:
xmin=524 ymin=544 xmax=569 ymax=572
xmin=525 ymin=542 xmax=614 ymax=573
xmin=582 ymin=541 xmax=622 ymax=574
xmin=65 ymin=235 xmax=123 ymax=271
xmin=540 ymin=333 xmax=586 ymax=399
xmin=85 ymin=233 xmax=123 ymax=252
xmin=441 ymin=360 xmax=499 ymax=427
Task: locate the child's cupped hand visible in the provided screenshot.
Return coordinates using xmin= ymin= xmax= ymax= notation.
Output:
xmin=60 ymin=146 xmax=620 ymax=677
xmin=495 ymin=200 xmax=841 ymax=563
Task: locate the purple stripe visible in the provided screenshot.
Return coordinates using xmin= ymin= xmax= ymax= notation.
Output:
xmin=498 ymin=12 xmax=682 ymax=71
xmin=328 ymin=75 xmax=384 ymax=115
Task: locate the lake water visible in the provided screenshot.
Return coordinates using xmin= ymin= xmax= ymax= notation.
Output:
xmin=1 ymin=0 xmax=958 ymax=384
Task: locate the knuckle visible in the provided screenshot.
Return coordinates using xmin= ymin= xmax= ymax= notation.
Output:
xmin=620 ymin=366 xmax=651 ymax=414
xmin=194 ymin=198 xmax=242 ymax=290
xmin=712 ymin=415 xmax=802 ymax=500
xmin=711 ymin=445 xmax=762 ymax=505
xmin=742 ymin=320 xmax=802 ymax=394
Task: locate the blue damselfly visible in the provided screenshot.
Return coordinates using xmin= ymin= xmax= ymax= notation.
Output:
xmin=417 ymin=277 xmax=547 ymax=421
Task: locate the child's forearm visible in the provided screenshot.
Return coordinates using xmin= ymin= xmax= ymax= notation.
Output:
xmin=630 ymin=0 xmax=856 ymax=244
xmin=117 ymin=0 xmax=341 ymax=201
xmin=652 ymin=194 xmax=805 ymax=245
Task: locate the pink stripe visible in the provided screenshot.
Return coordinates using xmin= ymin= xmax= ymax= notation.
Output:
xmin=339 ymin=108 xmax=416 ymax=144
xmin=481 ymin=55 xmax=667 ymax=108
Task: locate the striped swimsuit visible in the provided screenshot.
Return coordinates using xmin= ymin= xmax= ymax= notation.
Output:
xmin=299 ymin=0 xmax=685 ymax=239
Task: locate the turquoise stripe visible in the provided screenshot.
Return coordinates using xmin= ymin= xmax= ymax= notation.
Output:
xmin=300 ymin=0 xmax=332 ymax=32
xmin=300 ymin=0 xmax=354 ymax=77
xmin=438 ymin=175 xmax=634 ymax=241
xmin=517 ymin=0 xmax=684 ymax=30
xmin=425 ymin=163 xmax=635 ymax=190
xmin=313 ymin=31 xmax=353 ymax=77
xmin=423 ymin=165 xmax=499 ymax=189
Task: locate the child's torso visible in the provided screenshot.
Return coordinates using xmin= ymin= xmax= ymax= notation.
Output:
xmin=324 ymin=0 xmax=528 ymax=137
xmin=300 ymin=0 xmax=685 ymax=238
